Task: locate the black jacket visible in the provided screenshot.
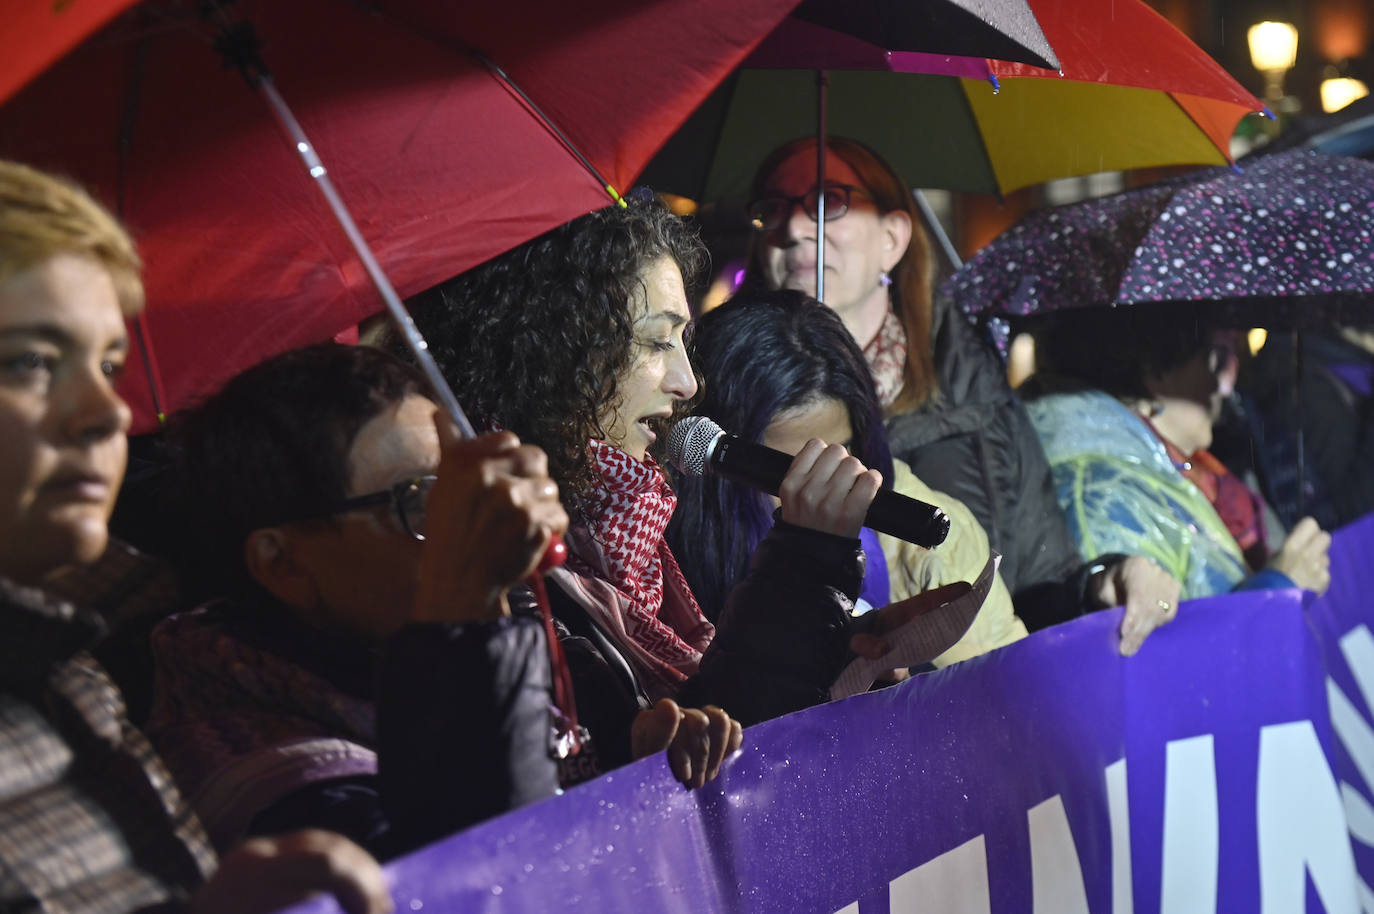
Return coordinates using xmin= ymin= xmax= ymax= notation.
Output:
xmin=174 ymin=608 xmax=560 ymax=860
xmin=550 ymin=519 xmax=866 ymax=734
xmin=1236 ymin=330 xmax=1374 ymax=531
xmin=884 ymin=304 xmax=1094 ymax=630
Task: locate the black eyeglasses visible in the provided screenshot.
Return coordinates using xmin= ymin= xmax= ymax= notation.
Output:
xmin=747 ymin=185 xmax=868 ymax=232
xmin=326 ymin=475 xmax=437 ymax=541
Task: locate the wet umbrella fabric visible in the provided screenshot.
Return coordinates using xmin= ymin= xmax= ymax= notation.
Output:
xmin=0 ymin=0 xmax=800 ymax=432
xmin=943 ymin=150 xmax=1374 ymax=329
xmin=784 ymin=0 xmax=1057 ymax=70
xmin=1 ymin=0 xmax=131 ymax=103
xmin=641 ymin=0 xmax=1262 ymax=201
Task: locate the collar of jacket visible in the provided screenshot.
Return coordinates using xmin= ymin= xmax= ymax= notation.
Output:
xmin=886 ymin=298 xmax=1016 ymax=452
xmin=0 ymin=578 xmax=106 ymax=688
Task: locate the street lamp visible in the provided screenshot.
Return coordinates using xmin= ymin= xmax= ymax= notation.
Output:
xmin=1321 ymin=66 xmax=1369 ymax=112
xmin=1248 ymin=21 xmax=1300 ymax=107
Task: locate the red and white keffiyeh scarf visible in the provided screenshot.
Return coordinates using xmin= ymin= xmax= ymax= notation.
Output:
xmin=550 ymin=441 xmax=714 ymax=701
xmin=863 ymin=309 xmax=908 ymax=410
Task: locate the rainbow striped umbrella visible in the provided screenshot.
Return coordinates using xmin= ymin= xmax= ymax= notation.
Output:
xmin=644 ymin=0 xmax=1264 ymax=200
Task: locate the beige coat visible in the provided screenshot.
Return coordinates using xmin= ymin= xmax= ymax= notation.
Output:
xmin=878 ymin=460 xmax=1027 ymax=667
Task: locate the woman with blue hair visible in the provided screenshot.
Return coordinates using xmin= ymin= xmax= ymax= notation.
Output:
xmin=668 ymin=289 xmax=1025 ymax=668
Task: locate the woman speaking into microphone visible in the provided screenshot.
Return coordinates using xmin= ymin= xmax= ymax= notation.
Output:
xmin=407 ymin=195 xmax=962 ymax=741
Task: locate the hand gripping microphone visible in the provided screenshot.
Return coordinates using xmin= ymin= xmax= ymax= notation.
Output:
xmin=666 ymin=416 xmax=951 ymax=548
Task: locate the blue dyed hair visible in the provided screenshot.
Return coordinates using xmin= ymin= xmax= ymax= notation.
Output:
xmin=666 ymin=289 xmax=895 ymax=621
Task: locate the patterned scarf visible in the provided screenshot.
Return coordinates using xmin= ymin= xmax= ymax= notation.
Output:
xmin=551 ymin=442 xmax=714 ymax=701
xmin=862 ymin=309 xmax=908 ymax=410
xmin=1151 ymin=424 xmax=1269 ymax=570
xmin=146 ymin=606 xmax=380 ymax=849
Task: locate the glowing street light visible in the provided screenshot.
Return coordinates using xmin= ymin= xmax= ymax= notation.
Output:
xmin=1248 ymin=21 xmax=1300 ymax=104
xmin=1321 ymin=72 xmax=1369 ymax=112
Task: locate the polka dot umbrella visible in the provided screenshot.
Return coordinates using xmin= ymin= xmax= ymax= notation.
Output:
xmin=944 ymin=149 xmax=1374 ymax=332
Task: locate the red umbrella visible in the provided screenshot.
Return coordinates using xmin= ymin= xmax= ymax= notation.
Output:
xmin=0 ymin=0 xmax=802 ymax=431
xmin=1 ymin=0 xmax=132 ymax=104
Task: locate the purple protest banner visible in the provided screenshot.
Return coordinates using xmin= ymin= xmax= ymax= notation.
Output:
xmin=286 ymin=516 xmax=1374 ymax=914
xmin=1301 ymin=511 xmax=1374 ymax=904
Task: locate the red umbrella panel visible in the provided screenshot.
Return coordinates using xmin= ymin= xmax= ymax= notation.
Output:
xmin=0 ymin=0 xmax=135 ymax=104
xmin=0 ymin=0 xmax=801 ymax=432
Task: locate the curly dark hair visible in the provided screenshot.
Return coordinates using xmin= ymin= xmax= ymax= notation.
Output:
xmin=407 ymin=197 xmax=706 ymax=520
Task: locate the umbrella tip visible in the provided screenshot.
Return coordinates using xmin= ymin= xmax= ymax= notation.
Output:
xmin=987 ymin=73 xmax=1001 ymax=94
xmin=1230 ymin=162 xmax=1244 ymax=175
xmin=1261 ymin=105 xmax=1277 ymax=120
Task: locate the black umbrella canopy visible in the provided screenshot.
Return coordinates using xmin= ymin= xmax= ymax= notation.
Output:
xmin=791 ymin=0 xmax=1058 ymax=70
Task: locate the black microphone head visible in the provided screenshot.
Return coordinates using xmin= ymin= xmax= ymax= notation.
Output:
xmin=666 ymin=415 xmax=724 ymax=477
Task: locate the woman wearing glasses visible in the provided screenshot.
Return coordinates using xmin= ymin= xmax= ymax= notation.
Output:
xmin=145 ymin=343 xmax=571 ymax=855
xmin=743 ymin=138 xmax=1180 ymax=656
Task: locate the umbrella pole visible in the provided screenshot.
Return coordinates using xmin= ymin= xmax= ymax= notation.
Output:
xmin=913 ymin=189 xmax=962 ymax=272
xmin=475 ymin=54 xmax=626 ymax=210
xmin=815 ymin=69 xmax=828 ymax=303
xmin=1293 ymin=329 xmax=1306 ymax=518
xmin=252 ymin=76 xmax=478 ymax=439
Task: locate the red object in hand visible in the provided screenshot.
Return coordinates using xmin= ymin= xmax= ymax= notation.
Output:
xmin=538 ymin=535 xmax=568 ymax=573
xmin=529 ymin=535 xmax=578 ymax=758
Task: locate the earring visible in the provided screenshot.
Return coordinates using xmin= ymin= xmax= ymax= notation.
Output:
xmin=878 ymin=270 xmax=893 ymax=287
xmin=1134 ymin=398 xmax=1165 ymax=419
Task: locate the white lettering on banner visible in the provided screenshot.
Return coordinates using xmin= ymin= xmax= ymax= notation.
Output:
xmin=1256 ymin=721 xmax=1360 ymax=913
xmin=853 ymin=717 xmax=1358 ymax=914
xmin=1340 ymin=628 xmax=1374 ymax=718
xmin=1330 ymin=624 xmax=1374 ymax=912
xmin=1028 ymin=795 xmax=1091 ymax=913
xmin=1106 ymin=758 xmax=1133 ymax=914
xmin=1329 ymin=683 xmax=1374 ymax=843
xmin=1340 ymin=783 xmax=1374 ymax=846
xmin=1333 ymin=627 xmax=1374 ymax=791
xmin=1161 ymin=735 xmax=1218 ymax=914
xmin=1359 ymin=878 xmax=1374 ymax=913
xmin=889 ymin=834 xmax=991 ymax=914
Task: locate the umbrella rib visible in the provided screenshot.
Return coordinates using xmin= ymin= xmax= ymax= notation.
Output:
xmin=475 ymin=53 xmax=628 ymax=209
xmin=1159 ymin=91 xmax=1235 ymax=166
xmin=114 ymin=33 xmax=171 ymax=426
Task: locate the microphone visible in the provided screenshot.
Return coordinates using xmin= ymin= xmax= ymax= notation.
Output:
xmin=666 ymin=416 xmax=951 ymax=548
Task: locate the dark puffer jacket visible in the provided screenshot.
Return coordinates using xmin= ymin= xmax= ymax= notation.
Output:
xmin=884 ymin=303 xmax=1095 ymax=631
